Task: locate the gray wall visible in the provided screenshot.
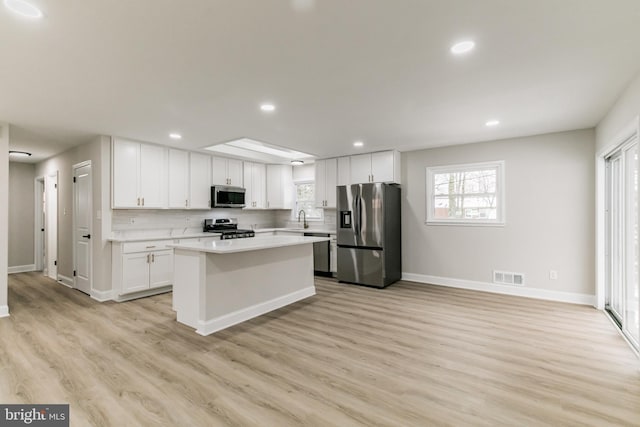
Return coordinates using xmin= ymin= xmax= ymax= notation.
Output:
xmin=8 ymin=162 xmax=35 ymax=267
xmin=401 ymin=128 xmax=595 ymax=296
xmin=35 ymin=136 xmax=112 ymax=293
xmin=596 ymin=70 xmax=640 ymax=151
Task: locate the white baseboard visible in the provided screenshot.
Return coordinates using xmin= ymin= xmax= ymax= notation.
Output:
xmin=57 ymin=275 xmax=74 ymax=288
xmin=196 ymin=286 xmax=316 ymax=336
xmin=0 ymin=305 xmax=9 ymax=318
xmin=402 ymin=273 xmax=595 ymax=306
xmin=91 ymin=289 xmax=115 ymax=302
xmin=113 ymin=286 xmax=172 ymax=302
xmin=8 ymin=264 xmax=36 ymax=274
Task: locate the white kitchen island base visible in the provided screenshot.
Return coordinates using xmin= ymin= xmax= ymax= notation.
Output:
xmin=171 ymin=236 xmax=326 ymax=335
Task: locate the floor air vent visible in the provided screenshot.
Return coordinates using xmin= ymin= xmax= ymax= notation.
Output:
xmin=493 ymin=270 xmax=525 ymax=286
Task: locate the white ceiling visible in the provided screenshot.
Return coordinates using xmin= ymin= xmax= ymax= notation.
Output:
xmin=2 ymin=0 xmax=640 ymax=163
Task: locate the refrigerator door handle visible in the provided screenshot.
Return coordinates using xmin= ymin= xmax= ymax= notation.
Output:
xmin=357 ymin=195 xmax=363 ymax=241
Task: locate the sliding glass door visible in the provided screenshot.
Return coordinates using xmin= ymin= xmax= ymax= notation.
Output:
xmin=606 ymin=138 xmax=639 ymax=350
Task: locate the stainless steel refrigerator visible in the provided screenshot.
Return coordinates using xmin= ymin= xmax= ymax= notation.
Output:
xmin=337 ymin=183 xmax=401 ymax=288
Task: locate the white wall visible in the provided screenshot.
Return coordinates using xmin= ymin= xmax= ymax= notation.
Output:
xmin=8 ymin=162 xmax=35 ymax=269
xmin=596 ymin=70 xmax=640 ymax=151
xmin=0 ymin=123 xmax=10 ymax=316
xmin=401 ymin=129 xmax=595 ymax=303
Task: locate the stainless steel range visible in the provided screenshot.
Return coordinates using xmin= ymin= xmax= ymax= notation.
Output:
xmin=203 ymin=218 xmax=255 ymax=240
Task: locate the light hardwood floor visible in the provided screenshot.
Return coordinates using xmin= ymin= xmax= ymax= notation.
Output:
xmin=1 ymin=272 xmax=639 ymax=426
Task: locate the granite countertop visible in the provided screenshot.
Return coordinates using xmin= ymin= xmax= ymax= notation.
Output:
xmin=169 ymin=235 xmax=331 ymax=254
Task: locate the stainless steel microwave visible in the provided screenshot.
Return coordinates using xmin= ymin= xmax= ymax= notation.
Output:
xmin=211 ymin=185 xmax=246 ymax=208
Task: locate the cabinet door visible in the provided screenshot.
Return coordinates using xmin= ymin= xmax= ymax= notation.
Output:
xmin=243 ymin=162 xmax=254 ymax=207
xmin=253 ymin=163 xmax=266 ymax=209
xmin=122 ymin=252 xmax=150 ymax=294
xmin=189 ymin=153 xmax=212 ymax=209
xmin=371 ymin=151 xmax=394 ymax=183
xmin=350 ymin=154 xmax=372 ymax=184
xmin=266 ymin=165 xmax=282 ymax=208
xmin=138 ymin=144 xmax=167 ymax=208
xmin=112 ymin=139 xmax=140 ymax=208
xmin=227 ymin=159 xmax=243 ymax=186
xmin=315 ymin=159 xmax=327 ymax=208
xmin=337 ymin=156 xmax=351 ymax=186
xmin=324 ymin=158 xmax=337 ymax=208
xmin=168 ymin=149 xmax=189 ymax=208
xmin=149 ymin=250 xmax=173 ymax=288
xmin=211 ymin=156 xmax=228 ymax=185
xmin=266 ymin=165 xmax=292 ymax=209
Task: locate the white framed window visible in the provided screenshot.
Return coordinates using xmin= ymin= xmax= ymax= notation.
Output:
xmin=294 ymin=182 xmax=323 ymax=220
xmin=426 ymin=160 xmax=505 ymax=225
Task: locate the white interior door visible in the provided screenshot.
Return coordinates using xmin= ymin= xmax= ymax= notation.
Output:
xmin=73 ymin=162 xmax=92 ymax=295
xmin=34 ymin=178 xmax=45 ymax=271
xmin=44 ymin=173 xmax=58 ymax=280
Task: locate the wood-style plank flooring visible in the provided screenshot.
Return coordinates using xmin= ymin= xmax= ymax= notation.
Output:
xmin=1 ymin=272 xmax=639 ymax=426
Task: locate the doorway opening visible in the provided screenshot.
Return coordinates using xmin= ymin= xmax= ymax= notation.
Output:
xmin=39 ymin=172 xmax=59 ymax=280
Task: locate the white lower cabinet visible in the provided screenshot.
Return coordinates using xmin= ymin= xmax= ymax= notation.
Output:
xmin=113 ymin=240 xmax=175 ymax=298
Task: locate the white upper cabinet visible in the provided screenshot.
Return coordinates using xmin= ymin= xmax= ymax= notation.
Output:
xmin=112 ymin=138 xmax=167 ymax=208
xmin=189 ymin=152 xmax=212 ymax=209
xmin=337 ymin=156 xmax=351 ymax=186
xmin=243 ymin=162 xmax=266 ymax=209
xmin=168 ymin=149 xmax=189 ymax=209
xmin=315 ymin=158 xmax=337 ymax=208
xmin=212 ymin=156 xmax=243 ymax=186
xmin=266 ymin=164 xmax=293 ymax=209
xmin=349 ymin=150 xmax=401 ymax=184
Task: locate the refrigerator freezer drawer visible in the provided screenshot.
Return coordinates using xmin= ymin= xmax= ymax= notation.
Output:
xmin=337 ymin=246 xmax=385 ymax=288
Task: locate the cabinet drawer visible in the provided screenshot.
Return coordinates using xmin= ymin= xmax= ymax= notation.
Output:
xmin=122 ymin=240 xmax=175 ymax=253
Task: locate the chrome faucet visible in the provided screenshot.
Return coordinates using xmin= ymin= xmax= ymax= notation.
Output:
xmin=298 ymin=209 xmax=309 ymax=229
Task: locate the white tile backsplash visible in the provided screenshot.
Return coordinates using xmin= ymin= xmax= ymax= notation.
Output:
xmin=111 ymin=209 xmax=278 ymax=237
xmin=274 ymin=209 xmax=336 ymax=230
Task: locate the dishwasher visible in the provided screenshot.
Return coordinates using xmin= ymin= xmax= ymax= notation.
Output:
xmin=304 ymin=232 xmax=331 ymax=276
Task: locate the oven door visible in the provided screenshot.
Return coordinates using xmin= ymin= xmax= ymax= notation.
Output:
xmin=212 ymin=186 xmax=246 ymax=208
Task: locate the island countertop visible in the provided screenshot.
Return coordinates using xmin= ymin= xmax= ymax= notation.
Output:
xmin=167 ymin=235 xmax=330 ymax=254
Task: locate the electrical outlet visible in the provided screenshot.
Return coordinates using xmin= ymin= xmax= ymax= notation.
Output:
xmin=185 ymin=217 xmax=191 ymax=224
xmin=549 ymin=270 xmax=558 ymax=280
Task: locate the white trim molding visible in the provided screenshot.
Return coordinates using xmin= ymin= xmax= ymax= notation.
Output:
xmin=195 ymin=287 xmax=315 ymax=336
xmin=113 ymin=286 xmax=172 ymax=302
xmin=402 ymin=273 xmax=595 ymax=306
xmin=8 ymin=264 xmax=36 ymax=274
xmin=91 ymin=289 xmax=115 ymax=302
xmin=0 ymin=305 xmax=9 ymax=318
xmin=57 ymin=274 xmax=74 ymax=288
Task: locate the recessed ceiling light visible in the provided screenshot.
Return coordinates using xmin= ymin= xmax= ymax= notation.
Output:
xmin=260 ymin=103 xmax=276 ymax=112
xmin=450 ymin=40 xmax=475 ymax=54
xmin=485 ymin=120 xmax=500 ymax=127
xmin=353 ymin=141 xmax=364 ymax=147
xmin=3 ymin=0 xmax=43 ymax=18
xmin=290 ymin=160 xmax=304 ymax=166
xmin=9 ymin=150 xmax=32 ymax=157
xmin=169 ymin=133 xmax=182 ymax=140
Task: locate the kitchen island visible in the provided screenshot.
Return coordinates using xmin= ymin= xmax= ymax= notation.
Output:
xmin=168 ymin=235 xmax=330 ymax=335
